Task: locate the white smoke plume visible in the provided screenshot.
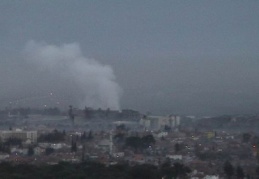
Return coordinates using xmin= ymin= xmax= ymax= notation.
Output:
xmin=23 ymin=40 xmax=122 ymax=110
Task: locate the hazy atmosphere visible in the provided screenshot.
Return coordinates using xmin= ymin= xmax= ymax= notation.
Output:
xmin=1 ymin=1 xmax=259 ymax=115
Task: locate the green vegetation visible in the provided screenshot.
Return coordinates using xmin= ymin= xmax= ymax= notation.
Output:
xmin=125 ymin=134 xmax=155 ymax=151
xmin=38 ymin=129 xmax=66 ymax=143
xmin=45 ymin=147 xmax=54 ymax=155
xmin=224 ymin=161 xmax=234 ymax=179
xmin=0 ymin=161 xmax=191 ymax=179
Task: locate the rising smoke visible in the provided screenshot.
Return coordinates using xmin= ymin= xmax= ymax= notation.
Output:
xmin=23 ymin=40 xmax=122 ymax=110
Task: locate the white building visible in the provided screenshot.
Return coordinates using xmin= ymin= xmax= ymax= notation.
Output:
xmin=203 ymin=175 xmax=219 ymax=179
xmin=166 ymin=154 xmax=183 ymax=160
xmin=0 ymin=129 xmax=37 ymax=143
xmin=50 ymin=143 xmax=66 ymax=150
xmin=157 ymin=132 xmax=168 ymax=138
xmin=0 ymin=153 xmax=9 ymax=160
xmin=140 ymin=115 xmax=181 ymax=130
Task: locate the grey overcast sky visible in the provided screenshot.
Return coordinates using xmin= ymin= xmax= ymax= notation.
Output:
xmin=1 ymin=0 xmax=259 ymax=116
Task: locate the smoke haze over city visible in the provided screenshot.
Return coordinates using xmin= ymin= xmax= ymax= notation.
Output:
xmin=23 ymin=40 xmax=121 ymax=110
xmin=1 ymin=1 xmax=259 ymax=115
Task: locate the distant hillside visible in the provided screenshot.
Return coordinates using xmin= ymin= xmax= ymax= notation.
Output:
xmin=195 ymin=115 xmax=259 ymax=132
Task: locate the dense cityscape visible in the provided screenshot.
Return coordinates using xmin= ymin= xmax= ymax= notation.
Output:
xmin=0 ymin=107 xmax=258 ymax=178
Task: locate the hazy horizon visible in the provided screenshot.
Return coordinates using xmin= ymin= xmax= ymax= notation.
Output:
xmin=1 ymin=1 xmax=259 ymax=116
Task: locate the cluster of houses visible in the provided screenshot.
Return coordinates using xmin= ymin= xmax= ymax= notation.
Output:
xmin=0 ymin=114 xmax=257 ymax=178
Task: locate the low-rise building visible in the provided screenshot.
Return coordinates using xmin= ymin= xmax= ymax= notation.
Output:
xmin=0 ymin=129 xmax=37 ymax=143
xmin=140 ymin=115 xmax=181 ymax=131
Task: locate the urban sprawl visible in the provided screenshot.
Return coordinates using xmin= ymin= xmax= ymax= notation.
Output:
xmin=0 ymin=107 xmax=258 ymax=178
